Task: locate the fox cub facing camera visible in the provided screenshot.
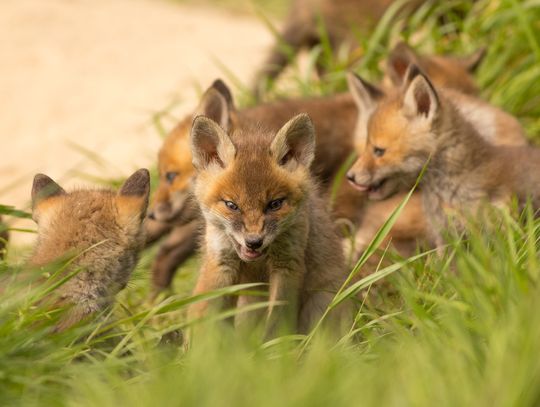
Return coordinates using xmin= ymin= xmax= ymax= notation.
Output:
xmin=188 ymin=113 xmax=350 ymax=335
xmin=29 ymin=169 xmax=150 ymax=331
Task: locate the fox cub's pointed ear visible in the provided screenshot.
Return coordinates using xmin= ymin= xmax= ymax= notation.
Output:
xmin=402 ymin=64 xmax=439 ymax=122
xmin=191 ymin=115 xmax=236 ymax=170
xmin=31 ymin=174 xmax=65 ymax=208
xmin=196 ymin=80 xmax=235 ymax=132
xmin=117 ymin=169 xmax=150 ymax=220
xmin=211 ymin=79 xmax=235 ymax=111
xmin=119 ymin=169 xmax=150 ymax=199
xmin=271 ymin=114 xmax=315 ymax=171
xmin=347 ymin=72 xmax=384 ymax=114
xmin=386 ymin=41 xmax=418 ymax=86
xmin=31 ymin=174 xmax=66 ymax=223
xmin=461 ymin=46 xmax=486 ymax=73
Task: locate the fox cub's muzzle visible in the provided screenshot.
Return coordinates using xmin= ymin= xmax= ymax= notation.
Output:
xmin=245 ymin=235 xmax=264 ymax=250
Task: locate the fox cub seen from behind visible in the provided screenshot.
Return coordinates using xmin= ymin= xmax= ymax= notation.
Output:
xmin=188 ymin=113 xmax=350 ymax=335
xmin=29 ymin=169 xmax=150 ymax=331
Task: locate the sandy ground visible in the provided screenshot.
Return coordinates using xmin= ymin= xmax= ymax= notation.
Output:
xmin=0 ymin=0 xmax=274 ymax=245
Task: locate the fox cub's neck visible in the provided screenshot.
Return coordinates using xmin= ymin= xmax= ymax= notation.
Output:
xmin=425 ymin=94 xmax=495 ymax=188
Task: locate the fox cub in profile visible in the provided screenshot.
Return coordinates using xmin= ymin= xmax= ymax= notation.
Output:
xmin=351 ymin=65 xmax=540 ymax=246
xmin=29 ymin=169 xmax=150 ymax=331
xmin=188 ymin=113 xmax=350 ymax=335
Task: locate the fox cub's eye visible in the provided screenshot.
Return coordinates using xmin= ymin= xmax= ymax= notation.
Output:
xmin=266 ymin=198 xmax=285 ymax=212
xmin=373 ymin=147 xmax=386 ymax=157
xmin=165 ymin=172 xmax=178 ymax=183
xmin=224 ymin=200 xmax=239 ymax=211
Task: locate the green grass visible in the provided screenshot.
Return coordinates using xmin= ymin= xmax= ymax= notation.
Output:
xmin=2 ymin=0 xmax=540 ymax=405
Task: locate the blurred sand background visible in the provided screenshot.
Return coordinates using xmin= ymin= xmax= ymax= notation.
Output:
xmin=0 ymin=0 xmax=275 ymax=245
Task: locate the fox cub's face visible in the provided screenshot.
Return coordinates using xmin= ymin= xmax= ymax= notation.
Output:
xmin=149 ymin=80 xmax=235 ymax=224
xmin=151 ymin=118 xmax=197 ymax=223
xmin=347 ymin=66 xmax=441 ymax=200
xmin=31 ymin=169 xmax=150 ymax=267
xmin=191 ymin=114 xmax=314 ymax=262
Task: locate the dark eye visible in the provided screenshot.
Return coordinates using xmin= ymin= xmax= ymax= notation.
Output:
xmin=266 ymin=198 xmax=285 ymax=212
xmin=224 ymin=200 xmax=239 ymax=211
xmin=165 ymin=171 xmax=178 ymax=184
xmin=373 ymin=147 xmax=386 ymax=157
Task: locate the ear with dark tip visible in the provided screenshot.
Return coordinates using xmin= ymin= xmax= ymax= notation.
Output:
xmin=118 ymin=169 xmax=150 ymax=220
xmin=270 ymin=113 xmax=315 ymax=170
xmin=211 ymin=79 xmax=235 ymax=111
xmin=120 ymin=169 xmax=150 ymax=198
xmin=402 ymin=64 xmax=439 ymax=120
xmin=196 ymin=85 xmax=232 ymax=132
xmin=190 ymin=115 xmax=236 ymax=170
xmin=386 ymin=41 xmax=418 ymax=86
xmin=347 ymin=72 xmax=385 ymax=114
xmin=460 ymin=46 xmax=486 ymax=73
xmin=31 ymin=174 xmax=66 ymax=208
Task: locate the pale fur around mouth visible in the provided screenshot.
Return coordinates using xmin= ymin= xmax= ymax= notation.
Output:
xmin=231 ymin=237 xmax=266 ymax=262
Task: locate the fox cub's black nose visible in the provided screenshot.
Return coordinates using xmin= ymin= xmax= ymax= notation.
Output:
xmin=245 ymin=237 xmax=263 ymax=250
xmin=346 ymin=172 xmax=356 ymax=183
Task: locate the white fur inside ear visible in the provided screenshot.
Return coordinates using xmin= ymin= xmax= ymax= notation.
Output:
xmin=403 ymin=76 xmax=438 ymax=122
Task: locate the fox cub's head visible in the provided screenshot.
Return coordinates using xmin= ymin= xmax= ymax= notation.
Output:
xmin=346 ymin=43 xmax=484 ymax=161
xmin=347 ymin=65 xmax=441 ymax=200
xmin=31 ymin=169 xmax=150 ymax=266
xmin=191 ymin=114 xmax=315 ymax=262
xmin=149 ymin=79 xmax=236 ymax=224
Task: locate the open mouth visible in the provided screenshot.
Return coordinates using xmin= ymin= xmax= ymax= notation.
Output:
xmin=367 ymin=178 xmax=387 ymax=194
xmin=231 ymin=240 xmax=266 ymax=262
xmin=348 ymin=178 xmax=387 ymax=194
xmin=239 ymin=246 xmax=264 ymax=261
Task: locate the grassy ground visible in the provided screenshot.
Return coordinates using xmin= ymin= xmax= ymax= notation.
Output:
xmin=2 ymin=0 xmax=540 ymax=405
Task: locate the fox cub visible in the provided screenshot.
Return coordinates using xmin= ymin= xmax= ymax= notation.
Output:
xmin=252 ymin=0 xmax=420 ymax=97
xmin=29 ymin=169 xmax=150 ymax=331
xmin=188 ymin=113 xmax=350 ymax=335
xmin=351 ymin=65 xmax=540 ymax=246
